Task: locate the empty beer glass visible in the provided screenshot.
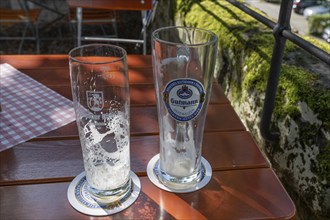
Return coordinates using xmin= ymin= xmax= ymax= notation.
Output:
xmin=152 ymin=26 xmax=218 ymax=190
xmin=69 ymin=44 xmax=131 ymax=203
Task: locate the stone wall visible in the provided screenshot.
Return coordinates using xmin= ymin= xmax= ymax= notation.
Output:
xmin=153 ymin=0 xmax=330 ymax=219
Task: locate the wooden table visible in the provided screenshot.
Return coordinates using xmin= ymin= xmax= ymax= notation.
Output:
xmin=0 ymin=55 xmax=296 ymax=219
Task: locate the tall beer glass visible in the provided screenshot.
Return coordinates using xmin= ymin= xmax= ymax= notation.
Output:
xmin=152 ymin=26 xmax=218 ymax=190
xmin=69 ymin=44 xmax=131 ymax=203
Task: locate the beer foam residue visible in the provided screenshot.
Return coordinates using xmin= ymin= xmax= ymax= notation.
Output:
xmin=78 ymin=101 xmax=130 ymax=190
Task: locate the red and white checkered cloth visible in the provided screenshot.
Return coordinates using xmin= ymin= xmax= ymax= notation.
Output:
xmin=0 ymin=63 xmax=76 ymax=152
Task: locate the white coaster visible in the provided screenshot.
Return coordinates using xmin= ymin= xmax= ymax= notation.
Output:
xmin=146 ymin=154 xmax=212 ymax=193
xmin=67 ymin=171 xmax=141 ymax=216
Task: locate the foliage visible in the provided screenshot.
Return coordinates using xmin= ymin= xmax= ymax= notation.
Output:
xmin=307 ymin=14 xmax=330 ymax=35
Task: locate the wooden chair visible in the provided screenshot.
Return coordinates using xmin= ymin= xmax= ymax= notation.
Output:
xmin=0 ymin=1 xmax=41 ymax=54
xmin=66 ymin=0 xmax=154 ymax=54
xmin=68 ymin=7 xmax=119 ymax=47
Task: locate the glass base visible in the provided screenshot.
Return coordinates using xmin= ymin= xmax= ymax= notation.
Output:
xmin=157 ymin=162 xmax=202 ymax=190
xmin=67 ymin=171 xmax=141 ymax=216
xmin=146 ymin=154 xmax=212 ymax=193
xmin=87 ymin=179 xmax=132 ymax=204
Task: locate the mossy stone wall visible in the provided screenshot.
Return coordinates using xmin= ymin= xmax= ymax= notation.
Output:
xmin=169 ymin=0 xmax=330 ymax=219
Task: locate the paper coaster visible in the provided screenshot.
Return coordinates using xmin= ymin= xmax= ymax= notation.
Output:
xmin=147 ymin=154 xmax=212 ymax=193
xmin=67 ymin=171 xmax=141 ymax=216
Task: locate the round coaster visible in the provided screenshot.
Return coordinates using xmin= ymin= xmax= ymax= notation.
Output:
xmin=146 ymin=154 xmax=212 ymax=193
xmin=67 ymin=171 xmax=141 ymax=216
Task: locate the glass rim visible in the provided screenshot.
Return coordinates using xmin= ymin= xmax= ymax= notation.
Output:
xmin=152 ymin=26 xmax=218 ymax=47
xmin=68 ymin=43 xmax=127 ymax=65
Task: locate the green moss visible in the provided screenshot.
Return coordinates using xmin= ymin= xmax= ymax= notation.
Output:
xmin=244 ymin=55 xmax=269 ymax=92
xmin=178 ymin=0 xmax=330 ymax=123
xmin=285 ymin=36 xmax=330 ymax=54
xmin=275 ymin=65 xmax=315 ymax=117
xmin=175 ymin=3 xmax=330 ymax=133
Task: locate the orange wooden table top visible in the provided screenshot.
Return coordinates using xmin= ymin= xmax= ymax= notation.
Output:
xmin=0 ymin=55 xmax=296 ymax=219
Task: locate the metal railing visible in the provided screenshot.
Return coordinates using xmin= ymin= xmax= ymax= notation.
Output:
xmin=227 ymin=0 xmax=330 ymax=141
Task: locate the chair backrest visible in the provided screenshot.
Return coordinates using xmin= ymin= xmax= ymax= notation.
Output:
xmin=0 ymin=0 xmax=41 ymax=24
xmin=0 ymin=0 xmax=41 ymax=53
xmin=68 ymin=8 xmax=118 ymax=24
xmin=67 ymin=0 xmax=153 ymax=11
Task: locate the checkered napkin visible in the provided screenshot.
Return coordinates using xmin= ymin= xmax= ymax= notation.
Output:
xmin=0 ymin=63 xmax=76 ymax=152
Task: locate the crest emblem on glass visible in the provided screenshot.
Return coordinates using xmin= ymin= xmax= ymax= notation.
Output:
xmin=149 ymin=26 xmax=218 ymax=190
xmin=86 ymin=91 xmax=104 ymax=111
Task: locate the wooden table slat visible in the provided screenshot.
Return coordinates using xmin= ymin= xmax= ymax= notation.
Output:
xmin=35 ymin=104 xmax=245 ymax=140
xmin=17 ymin=67 xmax=155 ymax=85
xmin=0 ymin=55 xmax=152 ymax=69
xmin=45 ymin=83 xmax=229 ymax=106
xmin=0 ymin=132 xmax=268 ymax=185
xmin=0 ymin=169 xmax=295 ymax=220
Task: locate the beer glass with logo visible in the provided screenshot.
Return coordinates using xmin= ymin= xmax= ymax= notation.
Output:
xmin=69 ymin=44 xmax=131 ymax=203
xmin=151 ymin=26 xmax=218 ymax=190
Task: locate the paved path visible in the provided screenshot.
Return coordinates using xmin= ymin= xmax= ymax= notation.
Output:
xmin=245 ymin=0 xmax=309 ymax=35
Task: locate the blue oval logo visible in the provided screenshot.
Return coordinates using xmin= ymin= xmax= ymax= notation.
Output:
xmin=163 ymin=78 xmax=205 ymax=122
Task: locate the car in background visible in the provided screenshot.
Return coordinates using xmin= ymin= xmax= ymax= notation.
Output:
xmin=293 ymin=0 xmax=319 ymax=14
xmin=303 ymin=4 xmax=330 ymax=19
xmin=322 ymin=26 xmax=330 ymax=43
